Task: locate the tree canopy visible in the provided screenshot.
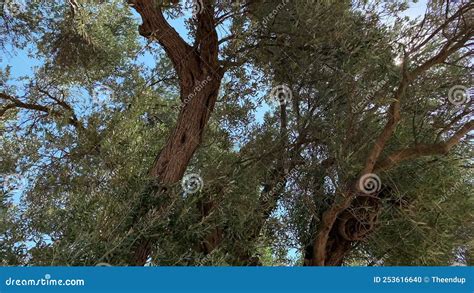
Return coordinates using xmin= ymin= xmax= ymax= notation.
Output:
xmin=0 ymin=0 xmax=473 ymax=266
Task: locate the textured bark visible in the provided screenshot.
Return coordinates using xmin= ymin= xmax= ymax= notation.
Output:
xmin=149 ymin=78 xmax=222 ymax=182
xmin=128 ymin=0 xmax=222 ymax=183
xmin=127 ymin=0 xmax=223 ymax=265
xmin=310 ymin=193 xmax=354 ymax=266
xmin=304 ymin=190 xmax=382 ymax=266
xmin=131 ymin=239 xmax=152 ymax=266
xmin=304 ymin=224 xmax=352 ymax=266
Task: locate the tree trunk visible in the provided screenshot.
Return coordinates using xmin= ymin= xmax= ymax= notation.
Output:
xmin=148 ymin=76 xmax=222 ymax=182
xmin=126 ymin=0 xmax=222 ymax=265
xmin=304 ymin=231 xmax=352 ymax=266
xmin=128 ymin=74 xmax=222 ymax=266
xmin=304 ymin=188 xmax=381 ymax=266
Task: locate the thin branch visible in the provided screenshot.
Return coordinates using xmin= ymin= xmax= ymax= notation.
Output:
xmin=0 ymin=92 xmax=84 ymax=131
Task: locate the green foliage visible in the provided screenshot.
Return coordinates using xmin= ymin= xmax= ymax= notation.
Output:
xmin=0 ymin=0 xmax=472 ymax=266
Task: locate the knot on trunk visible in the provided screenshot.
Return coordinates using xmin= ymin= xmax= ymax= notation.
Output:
xmin=336 ymin=194 xmax=382 ymax=241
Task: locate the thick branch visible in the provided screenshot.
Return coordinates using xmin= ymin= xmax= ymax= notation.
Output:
xmin=128 ymin=0 xmax=197 ymax=92
xmin=361 ymin=86 xmax=404 ymax=175
xmin=194 ymin=0 xmax=219 ymax=62
xmin=374 ymin=120 xmax=474 ymax=172
xmin=311 ymin=194 xmax=354 ymax=266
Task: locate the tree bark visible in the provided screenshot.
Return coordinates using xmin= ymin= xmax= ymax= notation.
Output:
xmin=127 ymin=0 xmax=223 ymax=265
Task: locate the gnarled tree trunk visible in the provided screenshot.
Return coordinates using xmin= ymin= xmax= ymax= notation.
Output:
xmin=126 ymin=0 xmax=223 ymax=265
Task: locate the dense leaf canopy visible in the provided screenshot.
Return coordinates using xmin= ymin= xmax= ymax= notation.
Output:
xmin=0 ymin=0 xmax=473 ymax=266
